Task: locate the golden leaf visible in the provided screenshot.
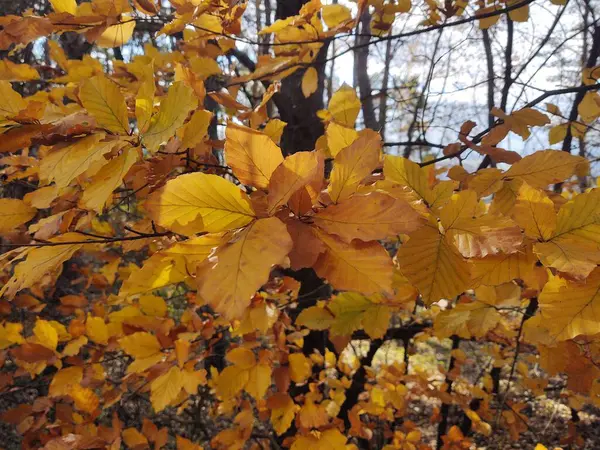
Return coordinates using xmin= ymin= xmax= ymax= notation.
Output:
xmin=146 ymin=172 xmax=255 ymax=235
xmin=142 ymin=82 xmax=197 ymax=152
xmin=301 ymin=67 xmax=318 ymax=98
xmin=513 ymin=183 xmax=556 ymax=240
xmin=151 ymin=366 xmax=183 ymax=412
xmin=539 ymin=269 xmax=600 ymax=340
xmin=224 ymin=122 xmax=284 ymax=189
xmin=313 ymin=192 xmax=424 ymax=243
xmin=119 ymin=332 xmax=161 ymax=359
xmin=79 ymin=146 xmax=138 ymax=212
xmin=313 ymin=229 xmax=394 ymax=295
xmin=0 ymin=198 xmax=36 ymax=234
xmin=267 ymin=151 xmax=322 ymax=213
xmin=328 ymin=129 xmax=382 ymax=202
xmin=196 ymin=217 xmax=293 ymax=319
xmin=327 ymin=84 xmax=361 ymax=127
xmin=80 ymin=75 xmax=129 ymax=135
xmin=0 ymin=233 xmax=84 ymax=300
xmin=39 ymin=134 xmax=110 ymax=188
xmin=398 ymin=225 xmax=471 ymax=305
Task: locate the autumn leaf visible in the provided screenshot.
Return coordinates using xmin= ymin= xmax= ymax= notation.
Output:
xmin=142 ymin=81 xmax=197 ymax=152
xmin=539 ymin=269 xmax=600 ymax=340
xmin=327 ymin=84 xmax=361 ymax=127
xmin=268 ymin=393 xmax=299 ymax=435
xmin=119 ymin=332 xmax=161 ymax=359
xmin=146 ymin=172 xmax=255 ymax=235
xmin=328 ymin=292 xmax=391 ymax=339
xmin=79 ymin=146 xmax=139 ymax=212
xmin=512 ymin=182 xmax=556 ymax=240
xmin=151 ymin=366 xmax=184 ymax=412
xmin=0 ymin=198 xmax=36 ymax=233
xmin=79 ymin=74 xmax=130 ymax=135
xmin=224 ymin=122 xmax=284 ymax=189
xmin=0 ymin=233 xmax=85 ymax=299
xmin=267 ymin=151 xmax=322 ymax=213
xmin=312 ymin=192 xmax=424 ymax=243
xmin=196 ymin=217 xmax=293 ymax=319
xmin=328 ymin=128 xmax=382 ymax=203
xmin=39 ymin=134 xmax=111 ymax=188
xmin=504 ymin=150 xmax=588 ymax=188
xmin=301 ymin=67 xmax=318 ymax=98
xmin=313 ymin=229 xmax=394 ymax=295
xmin=398 ymin=225 xmax=471 ymax=305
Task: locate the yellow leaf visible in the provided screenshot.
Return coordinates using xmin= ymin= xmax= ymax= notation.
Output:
xmin=180 ymin=109 xmax=213 ymax=149
xmin=0 ymin=81 xmax=26 ymax=117
xmin=246 ymin=364 xmax=272 ymax=399
xmin=139 ymin=294 xmax=167 ymax=317
xmin=50 ymin=0 xmax=77 ymax=14
xmin=440 ymin=192 xmax=522 ymax=258
xmin=263 ymin=119 xmax=287 ymax=144
xmin=226 ymin=347 xmax=256 ymax=369
xmin=127 ymin=353 xmax=164 ymax=374
xmin=80 ymin=75 xmax=129 ymax=134
xmin=123 ymin=428 xmax=149 ymax=449
xmin=504 ymin=150 xmax=587 ymax=188
xmin=289 ymin=353 xmax=312 ymax=384
xmin=62 ymin=336 xmax=88 ymax=357
xmin=435 ymin=302 xmax=501 ymax=339
xmin=322 ymin=4 xmax=352 ymax=28
xmin=86 ymin=315 xmax=109 ymax=345
xmin=216 ymin=365 xmax=249 ymax=399
xmin=0 ymin=233 xmax=84 ymax=300
xmin=0 ymin=199 xmax=36 ymax=234
xmin=513 ymin=183 xmax=556 ymax=240
xmin=119 ymin=332 xmax=161 ymax=359
xmin=40 ymin=134 xmax=111 ymax=188
xmin=313 ymin=193 xmax=424 ymax=243
xmin=196 ymin=217 xmax=293 ymax=319
xmin=33 ymin=320 xmax=58 ymax=350
xmin=328 ymin=129 xmax=381 ymax=202
xmin=119 ymin=253 xmax=188 ymax=296
xmin=471 ymin=246 xmax=537 ymax=286
xmin=147 ymin=172 xmax=255 ymax=235
xmin=96 ymin=19 xmax=136 ymax=48
xmin=268 ymin=393 xmax=298 ymax=435
xmin=142 ymin=81 xmax=198 ymax=152
xmin=326 ymin=122 xmax=359 ymax=157
xmin=177 ymin=435 xmax=203 ymax=450
xmin=224 ymin=122 xmax=284 ymax=189
xmin=49 ymin=366 xmax=83 ymax=397
xmin=328 ymin=84 xmax=361 ymax=127
xmin=384 ymin=154 xmax=438 ymax=206
xmin=534 ymin=188 xmax=600 ymax=278
xmin=267 ymin=151 xmax=322 ymax=213
xmin=548 ymin=123 xmax=568 ymax=145
xmin=79 ymin=146 xmax=138 ymax=212
xmin=329 ymin=292 xmax=390 ymax=339
xmin=535 ymin=238 xmax=600 ymax=280
xmin=313 ymin=229 xmax=394 ymax=295
xmin=71 ymin=384 xmax=100 ymax=413
xmin=151 ymin=366 xmax=183 ymax=412
xmin=135 ymin=60 xmax=155 ymax=133
xmin=291 ymin=428 xmax=347 ymax=450
xmin=539 ymin=269 xmax=600 ymax=340
xmin=0 ymin=323 xmax=24 ymax=349
xmin=398 ymin=226 xmax=471 ymax=305
xmin=578 ymin=92 xmax=600 ymax=122
xmin=301 ymin=67 xmax=318 ymax=98
xmin=296 ymin=306 xmax=335 ymax=330
xmin=162 ymin=233 xmax=225 ymax=274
